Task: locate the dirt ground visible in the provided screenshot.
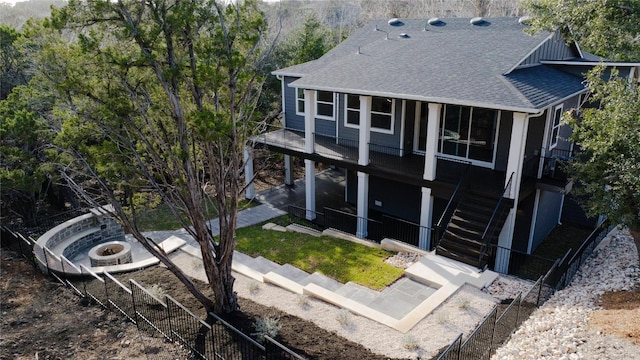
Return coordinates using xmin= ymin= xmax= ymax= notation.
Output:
xmin=0 ymin=250 xmax=397 ymax=360
xmin=0 ymin=251 xmax=189 ymax=360
xmin=589 ymin=286 xmax=640 ymax=346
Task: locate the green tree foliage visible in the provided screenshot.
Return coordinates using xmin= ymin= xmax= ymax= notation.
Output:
xmin=262 ymin=15 xmax=335 ymax=120
xmin=526 ymin=0 xmax=640 ymax=255
xmin=0 ymin=84 xmax=55 ymax=224
xmin=42 ymin=0 xmax=269 ymax=313
xmin=565 ymin=69 xmax=640 ymax=253
xmin=0 ymin=25 xmax=30 ymax=100
xmin=524 ymin=0 xmax=640 ymax=60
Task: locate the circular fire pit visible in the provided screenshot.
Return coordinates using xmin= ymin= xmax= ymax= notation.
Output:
xmin=88 ymin=241 xmax=132 ymax=267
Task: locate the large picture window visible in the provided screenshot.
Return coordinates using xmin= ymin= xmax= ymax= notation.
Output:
xmin=296 ymin=88 xmax=305 ymax=115
xmin=316 ymin=91 xmax=334 ymax=120
xmin=439 ymin=105 xmax=498 ymax=165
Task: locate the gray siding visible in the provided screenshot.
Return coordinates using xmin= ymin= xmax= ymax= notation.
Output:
xmin=403 ymin=101 xmax=417 ymax=155
xmin=346 ymin=171 xmax=422 ymax=223
xmin=283 ymin=76 xmax=304 ymax=130
xmin=315 ymin=119 xmax=336 ymax=137
xmin=495 ymin=111 xmax=513 ymax=172
xmin=549 ymin=95 xmax=579 ymax=153
xmin=531 ymin=190 xmax=563 ymax=251
xmin=336 ymin=95 xmax=404 ymax=151
xmin=520 ymin=31 xmax=579 ymax=67
xmin=525 ymin=112 xmax=546 ymax=158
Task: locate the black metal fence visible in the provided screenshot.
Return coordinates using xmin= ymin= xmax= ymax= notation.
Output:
xmin=437 ymin=223 xmax=613 ymax=359
xmin=1 ymin=226 xmax=306 ymax=360
xmin=288 ymin=205 xmax=431 ymax=248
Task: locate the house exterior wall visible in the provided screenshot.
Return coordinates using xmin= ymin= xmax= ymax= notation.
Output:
xmin=531 ymin=190 xmax=563 ymax=251
xmin=512 ymin=193 xmax=536 ymax=252
xmin=346 ymin=170 xmax=422 ymax=223
xmin=494 ymin=111 xmax=513 ymax=172
xmin=520 ymin=31 xmax=579 ymax=67
xmin=283 ymin=76 xmax=304 ymax=130
xmin=548 ymin=95 xmax=579 ymax=153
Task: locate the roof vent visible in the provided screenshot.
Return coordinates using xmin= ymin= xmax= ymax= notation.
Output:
xmin=388 ymin=18 xmax=404 ymax=26
xmin=470 ymin=17 xmax=485 ymax=25
xmin=398 ymin=33 xmax=410 ymax=38
xmin=518 ymin=16 xmax=532 ymax=25
xmin=428 ymin=17 xmax=443 ymax=26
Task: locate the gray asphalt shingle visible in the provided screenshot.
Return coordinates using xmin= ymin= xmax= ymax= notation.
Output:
xmin=274 ymin=18 xmax=585 ymax=113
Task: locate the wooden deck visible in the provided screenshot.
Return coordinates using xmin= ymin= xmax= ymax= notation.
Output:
xmin=254 ymin=129 xmax=510 ymax=198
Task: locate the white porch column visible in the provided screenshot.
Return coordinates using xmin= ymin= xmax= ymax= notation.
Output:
xmin=418 ymin=187 xmax=434 ymax=250
xmin=424 ymin=103 xmax=442 ymax=181
xmin=304 ymin=159 xmax=316 ymax=220
xmin=243 ymin=147 xmax=255 ymax=199
xmin=495 ymin=112 xmax=529 ymax=273
xmin=356 ymin=172 xmax=369 ymax=238
xmin=358 ymin=95 xmax=372 ymax=165
xmin=304 ymin=89 xmax=316 ymax=154
xmin=284 ymin=155 xmax=293 ymax=186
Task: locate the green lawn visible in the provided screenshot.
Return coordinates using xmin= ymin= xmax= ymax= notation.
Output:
xmin=235 ymin=220 xmax=404 ymax=290
xmin=133 ymin=199 xmax=256 ymax=231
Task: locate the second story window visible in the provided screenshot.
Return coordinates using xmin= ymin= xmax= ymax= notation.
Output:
xmin=371 ymin=97 xmax=394 ymax=133
xmin=345 ymin=94 xmax=360 ymax=127
xmin=550 ymin=104 xmax=563 ymax=148
xmin=296 ymin=88 xmax=305 ymax=115
xmin=316 ymin=91 xmax=334 ymax=120
xmin=343 ymin=95 xmax=395 ymax=133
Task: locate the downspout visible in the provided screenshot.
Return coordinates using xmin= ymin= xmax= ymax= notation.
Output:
xmin=277 ymin=75 xmax=285 ymax=125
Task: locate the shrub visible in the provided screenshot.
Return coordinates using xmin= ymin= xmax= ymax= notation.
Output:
xmin=247 ymin=280 xmax=261 ymax=295
xmin=336 ymin=309 xmax=352 ymax=326
xmin=252 ymin=317 xmax=281 ymax=342
xmin=402 ymin=335 xmax=420 ymax=350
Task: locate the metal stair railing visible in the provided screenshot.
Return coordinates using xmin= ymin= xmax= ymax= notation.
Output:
xmin=478 ymin=172 xmax=514 ymax=266
xmin=434 ymin=161 xmax=471 ymax=249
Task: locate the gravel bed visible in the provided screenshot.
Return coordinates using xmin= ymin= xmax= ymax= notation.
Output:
xmin=493 ymin=228 xmax=640 ymax=360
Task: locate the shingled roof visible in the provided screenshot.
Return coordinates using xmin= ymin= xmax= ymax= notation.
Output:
xmin=273 ymin=17 xmax=586 ymax=113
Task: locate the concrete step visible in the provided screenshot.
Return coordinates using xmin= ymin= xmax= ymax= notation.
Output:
xmin=271 ymin=263 xmax=310 ymax=282
xmin=334 ymin=282 xmax=378 ymax=305
xmin=252 ymin=256 xmax=281 ymax=274
xmin=300 ymin=272 xmax=343 ymax=292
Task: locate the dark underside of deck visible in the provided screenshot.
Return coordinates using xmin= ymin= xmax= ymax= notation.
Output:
xmin=253 ymin=129 xmax=538 ymax=201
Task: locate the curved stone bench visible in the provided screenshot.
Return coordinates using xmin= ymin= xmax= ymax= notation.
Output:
xmin=34 ymin=205 xmax=125 ymax=274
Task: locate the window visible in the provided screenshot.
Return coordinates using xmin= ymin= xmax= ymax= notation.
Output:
xmin=550 ymin=104 xmax=563 ymax=148
xmin=296 ymin=88 xmax=305 ymax=115
xmin=316 ymin=91 xmax=334 ymax=120
xmin=343 ymin=95 xmax=395 ymax=133
xmin=371 ymin=97 xmax=394 ymax=132
xmin=345 ymin=94 xmax=360 ymax=127
xmin=439 ymin=105 xmax=498 ymax=165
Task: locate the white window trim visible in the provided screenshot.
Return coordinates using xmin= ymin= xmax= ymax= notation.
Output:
xmin=550 ymin=104 xmax=563 ymax=149
xmin=342 ymin=95 xmax=396 ymax=134
xmin=295 ymin=88 xmax=305 ymax=116
xmin=436 ymin=106 xmax=501 ymax=169
xmin=370 ymin=97 xmax=395 ymax=134
xmin=315 ymin=90 xmax=335 ymax=121
xmin=344 ymin=94 xmax=360 ymax=129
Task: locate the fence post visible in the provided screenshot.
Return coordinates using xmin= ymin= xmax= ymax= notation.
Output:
xmin=129 ymin=279 xmax=140 ymax=331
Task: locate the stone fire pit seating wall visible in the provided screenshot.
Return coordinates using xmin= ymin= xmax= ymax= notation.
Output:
xmin=34 ymin=205 xmax=125 ymax=274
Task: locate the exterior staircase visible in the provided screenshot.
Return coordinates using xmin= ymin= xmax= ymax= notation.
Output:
xmin=436 ymin=192 xmax=512 ymax=268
